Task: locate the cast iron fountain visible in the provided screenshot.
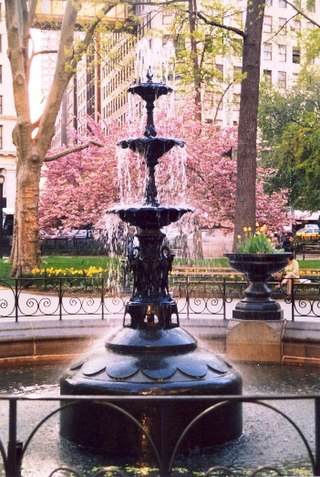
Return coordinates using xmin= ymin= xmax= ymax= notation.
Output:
xmin=60 ymin=70 xmax=242 ymax=463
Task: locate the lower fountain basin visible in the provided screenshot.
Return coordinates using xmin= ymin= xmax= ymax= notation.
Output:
xmin=60 ymin=327 xmax=242 ymax=457
xmin=108 ymin=205 xmax=193 ymax=229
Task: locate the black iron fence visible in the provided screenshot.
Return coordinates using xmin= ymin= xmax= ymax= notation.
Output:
xmin=0 ymin=275 xmax=319 ymax=322
xmin=1 ymin=393 xmax=320 ymax=477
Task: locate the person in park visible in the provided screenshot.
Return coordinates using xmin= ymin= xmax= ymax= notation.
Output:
xmin=276 ymin=256 xmax=300 ymax=294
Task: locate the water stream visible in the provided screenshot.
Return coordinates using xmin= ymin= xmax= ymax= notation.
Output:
xmin=0 ymin=360 xmax=319 ymax=476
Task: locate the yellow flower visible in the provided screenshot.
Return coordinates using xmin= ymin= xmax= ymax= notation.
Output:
xmin=243 ymin=226 xmax=248 ymax=232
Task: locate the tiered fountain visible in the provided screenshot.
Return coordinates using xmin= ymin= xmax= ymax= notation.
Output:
xmin=60 ymin=71 xmax=242 ymax=461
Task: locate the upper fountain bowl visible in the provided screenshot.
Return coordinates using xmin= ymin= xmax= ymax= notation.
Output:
xmin=128 ymin=81 xmax=173 ymax=104
xmin=118 ymin=137 xmax=185 ymax=164
xmin=108 ymin=205 xmax=193 ymax=229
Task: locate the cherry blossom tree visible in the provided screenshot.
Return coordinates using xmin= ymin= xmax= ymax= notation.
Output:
xmin=40 ymin=104 xmax=288 ymax=238
xmin=5 ymin=0 xmax=118 ymax=276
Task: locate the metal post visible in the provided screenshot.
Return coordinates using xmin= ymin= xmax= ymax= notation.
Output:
xmin=59 ymin=278 xmax=63 ymax=320
xmin=291 ymin=278 xmax=295 ymax=322
xmin=7 ymin=399 xmax=22 ymax=477
xmin=101 ymin=277 xmax=105 ymax=320
xmin=160 ymin=400 xmax=170 ymax=477
xmin=0 ymin=174 xmax=5 ymax=259
xmin=15 ymin=279 xmax=19 ymax=323
xmin=186 ymin=276 xmax=190 ymax=321
xmin=315 ymin=396 xmax=320 ymax=475
xmin=223 ymin=277 xmax=226 ymax=320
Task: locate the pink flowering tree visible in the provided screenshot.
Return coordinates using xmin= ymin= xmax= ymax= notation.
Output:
xmin=40 ymin=105 xmax=288 ymax=241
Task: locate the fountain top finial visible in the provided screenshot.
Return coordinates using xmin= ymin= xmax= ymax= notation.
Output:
xmin=146 ymin=67 xmax=153 ymax=83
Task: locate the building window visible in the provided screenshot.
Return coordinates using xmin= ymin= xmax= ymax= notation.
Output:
xmin=232 ymin=38 xmax=242 ymax=54
xmin=233 ymin=93 xmax=241 ymax=112
xmin=278 ymin=71 xmax=287 ymax=89
xmin=0 ymin=65 xmax=2 ymax=84
xmin=263 ymin=15 xmax=273 ymax=33
xmin=0 ymin=125 xmax=3 ymax=149
xmin=216 ymin=63 xmax=224 ymax=78
xmin=0 ymin=96 xmax=3 ymax=114
xmin=278 ymin=17 xmax=287 ymax=33
xmin=263 ymin=43 xmax=272 ymax=61
xmin=162 ymin=11 xmax=173 ymax=25
xmin=292 ymin=47 xmax=300 ymax=64
xmin=278 ymin=0 xmax=287 ymax=7
xmin=307 ymin=0 xmax=315 ymax=11
xmin=292 ymin=73 xmax=299 ymax=84
xmin=263 ymin=69 xmax=272 ymax=83
xmin=278 ymin=44 xmax=287 ymax=62
xmin=293 ymin=19 xmax=301 ymax=32
xmin=266 ymin=0 xmax=273 ymax=5
xmin=174 ymin=36 xmax=185 ymax=53
xmin=233 ymin=66 xmax=242 ymax=82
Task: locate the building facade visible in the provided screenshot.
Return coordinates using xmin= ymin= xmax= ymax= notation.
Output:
xmin=1 ymin=0 xmax=319 ymax=201
xmin=0 ymin=1 xmax=17 ymax=216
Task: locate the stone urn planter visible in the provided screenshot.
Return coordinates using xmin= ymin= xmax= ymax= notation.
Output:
xmin=224 ymin=252 xmax=292 ymax=320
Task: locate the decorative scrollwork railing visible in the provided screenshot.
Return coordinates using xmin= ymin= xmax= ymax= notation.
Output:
xmin=0 ymin=276 xmax=319 ymax=322
xmin=1 ymin=394 xmax=320 ymax=477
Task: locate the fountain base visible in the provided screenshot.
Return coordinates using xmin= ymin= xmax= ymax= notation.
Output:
xmin=60 ymin=327 xmax=242 ymax=457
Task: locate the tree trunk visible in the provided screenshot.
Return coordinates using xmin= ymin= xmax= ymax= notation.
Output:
xmin=11 ymin=154 xmax=42 ymax=277
xmin=5 ymin=0 xmax=106 ymax=276
xmin=233 ymin=0 xmax=266 ymax=248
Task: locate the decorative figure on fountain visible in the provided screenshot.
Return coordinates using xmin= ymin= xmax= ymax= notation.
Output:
xmin=112 ymin=67 xmax=191 ymax=330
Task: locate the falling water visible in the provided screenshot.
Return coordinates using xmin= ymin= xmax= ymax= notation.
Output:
xmin=135 ymin=37 xmax=176 ymax=84
xmin=108 ymin=37 xmax=192 ymax=260
xmin=130 ymin=37 xmax=177 ymax=136
xmin=117 ymin=37 xmax=189 ymax=208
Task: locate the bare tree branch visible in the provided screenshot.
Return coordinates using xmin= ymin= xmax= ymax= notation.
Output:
xmin=197 ymin=11 xmax=246 ymax=38
xmin=129 ymin=0 xmax=189 ymax=5
xmin=70 ymin=3 xmax=117 ymax=70
xmin=44 ymin=140 xmax=104 ymax=162
xmin=214 ymin=80 xmax=236 ymax=122
xmin=33 ymin=49 xmax=58 ymax=57
xmin=285 ymin=0 xmax=320 ymax=28
xmin=266 ymin=13 xmax=298 ymax=42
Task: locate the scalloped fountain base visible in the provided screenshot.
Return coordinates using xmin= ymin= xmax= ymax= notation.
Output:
xmin=60 ymin=326 xmax=242 ymax=456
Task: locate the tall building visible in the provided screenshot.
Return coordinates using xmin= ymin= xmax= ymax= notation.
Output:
xmin=0 ymin=1 xmax=17 ymax=216
xmin=2 ymin=1 xmax=319 ymax=170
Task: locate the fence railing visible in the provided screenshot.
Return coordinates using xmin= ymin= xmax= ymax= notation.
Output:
xmin=0 ymin=275 xmax=319 ymax=322
xmin=1 ymin=393 xmax=320 ymax=477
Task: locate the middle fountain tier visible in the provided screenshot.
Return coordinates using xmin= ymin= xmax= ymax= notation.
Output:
xmin=60 ymin=70 xmax=243 ymax=461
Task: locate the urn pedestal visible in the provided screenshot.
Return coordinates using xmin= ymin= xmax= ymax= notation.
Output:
xmin=224 ymin=253 xmax=292 ymax=321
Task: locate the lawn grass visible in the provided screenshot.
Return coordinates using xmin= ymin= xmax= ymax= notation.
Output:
xmin=40 ymin=255 xmax=120 ymax=270
xmin=0 ymin=255 xmax=319 ymax=278
xmin=0 ymin=255 xmax=121 ymax=278
xmin=298 ymin=259 xmax=320 ymax=269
